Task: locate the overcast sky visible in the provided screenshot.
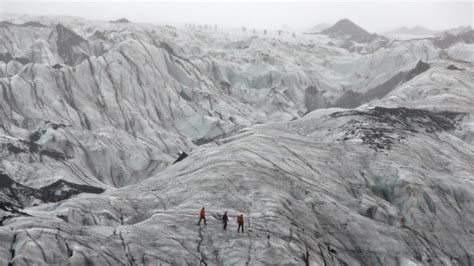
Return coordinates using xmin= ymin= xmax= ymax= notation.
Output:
xmin=1 ymin=1 xmax=472 ymax=32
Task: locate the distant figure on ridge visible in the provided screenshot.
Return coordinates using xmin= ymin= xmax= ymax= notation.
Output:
xmin=237 ymin=214 xmax=244 ymax=233
xmin=173 ymin=151 xmax=188 ymax=164
xmin=222 ymin=211 xmax=229 ymax=230
xmin=198 ymin=207 xmax=207 ymax=225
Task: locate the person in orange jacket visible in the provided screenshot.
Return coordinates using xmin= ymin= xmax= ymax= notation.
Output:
xmin=198 ymin=207 xmax=206 ymax=225
xmin=237 ymin=214 xmax=244 ymax=233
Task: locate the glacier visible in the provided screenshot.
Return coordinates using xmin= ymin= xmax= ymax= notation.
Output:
xmin=0 ymin=14 xmax=473 ymax=265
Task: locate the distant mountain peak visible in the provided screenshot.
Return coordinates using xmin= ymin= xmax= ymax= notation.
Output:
xmin=384 ymin=25 xmax=436 ymax=37
xmin=322 ymin=18 xmax=370 ymax=38
xmin=110 ymin=18 xmax=131 ymax=23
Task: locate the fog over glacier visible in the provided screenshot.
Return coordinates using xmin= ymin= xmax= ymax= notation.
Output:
xmin=0 ymin=1 xmax=473 ymax=265
xmin=3 ymin=1 xmax=472 ymax=32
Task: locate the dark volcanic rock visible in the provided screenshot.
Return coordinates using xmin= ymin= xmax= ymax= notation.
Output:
xmin=39 ymin=180 xmax=105 ymax=202
xmin=447 ymin=64 xmax=464 ymax=71
xmin=51 ymin=63 xmax=64 ymax=69
xmin=331 ymin=107 xmax=462 ymax=150
xmin=0 ymin=171 xmax=43 ymax=209
xmin=39 ymin=148 xmax=67 ymax=161
xmin=6 ymin=143 xmax=27 ymax=154
xmin=1 ymin=170 xmax=104 ymax=210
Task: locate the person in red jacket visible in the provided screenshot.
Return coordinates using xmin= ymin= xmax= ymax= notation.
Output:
xmin=197 ymin=207 xmax=206 ymax=225
xmin=237 ymin=214 xmax=244 ymax=233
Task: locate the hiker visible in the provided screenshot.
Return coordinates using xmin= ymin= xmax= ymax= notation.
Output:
xmin=222 ymin=211 xmax=229 ymax=230
xmin=173 ymin=151 xmax=188 ymax=164
xmin=198 ymin=207 xmax=206 ymax=225
xmin=237 ymin=214 xmax=244 ymax=233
